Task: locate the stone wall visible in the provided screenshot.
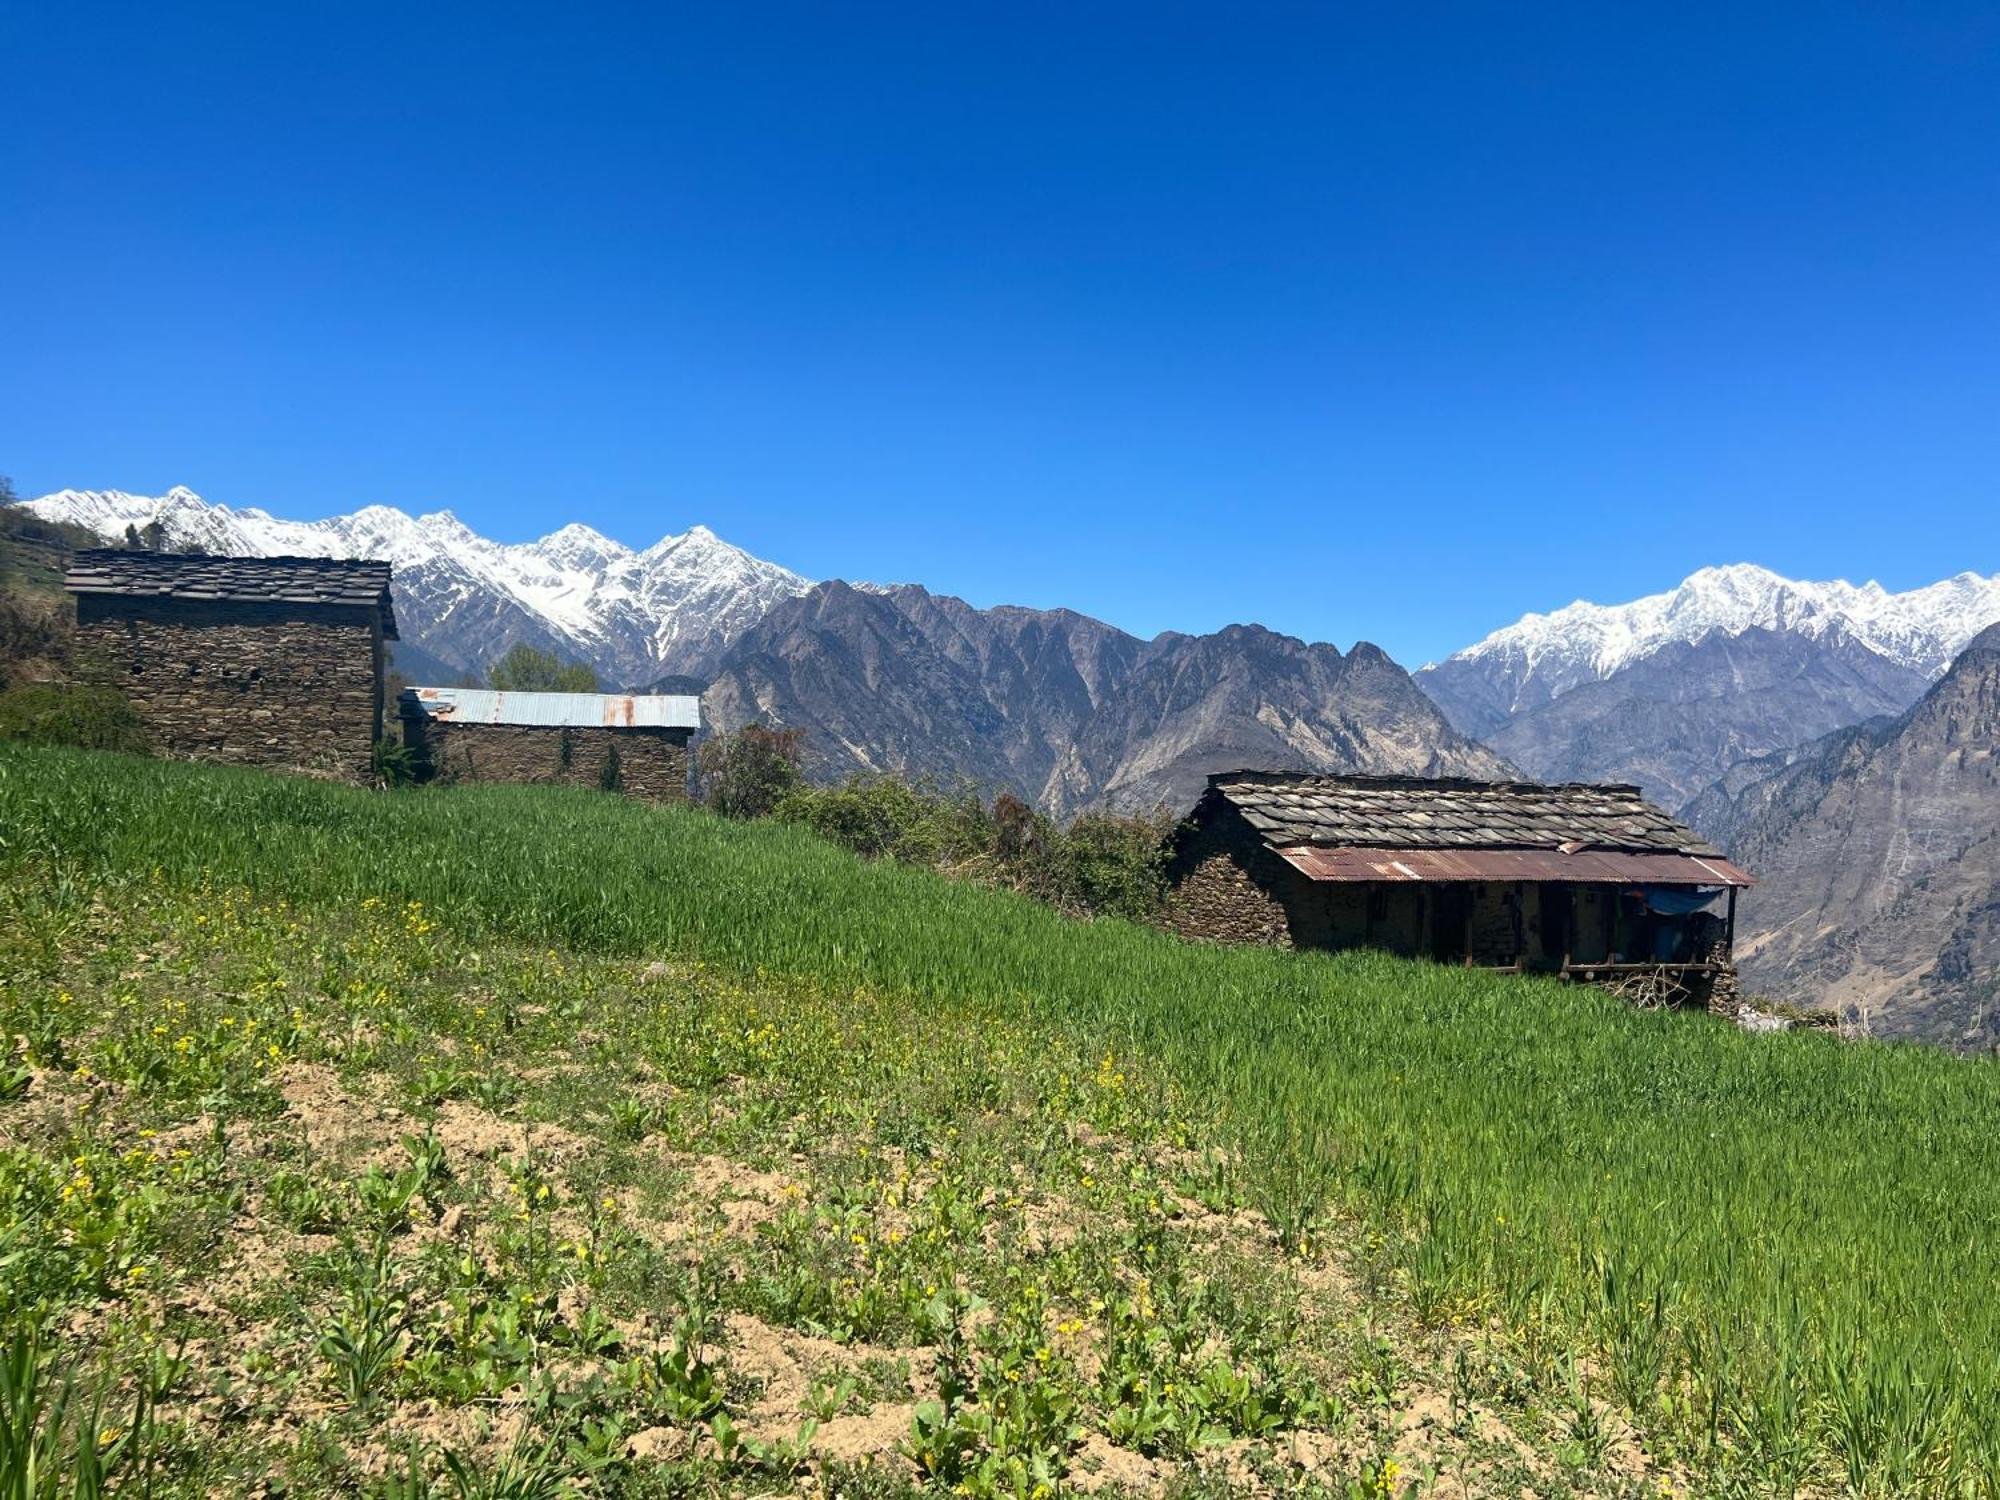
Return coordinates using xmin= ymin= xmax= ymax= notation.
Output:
xmin=1163 ymin=809 xmax=1317 ymax=946
xmin=73 ymin=596 xmax=383 ymax=781
xmin=409 ymin=721 xmax=691 ymax=803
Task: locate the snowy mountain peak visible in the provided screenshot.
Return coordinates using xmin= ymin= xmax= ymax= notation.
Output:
xmin=1421 ymin=562 xmax=2000 ymax=722
xmin=19 ymin=485 xmax=817 ymax=686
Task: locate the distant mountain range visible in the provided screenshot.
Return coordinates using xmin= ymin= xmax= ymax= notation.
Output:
xmin=22 ymin=487 xmax=1504 ymax=813
xmin=24 ymin=487 xmax=814 ymax=685
xmin=1418 ymin=563 xmax=2000 ymax=812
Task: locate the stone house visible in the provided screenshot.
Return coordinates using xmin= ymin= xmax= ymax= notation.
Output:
xmin=64 ymin=549 xmax=397 ymax=781
xmin=398 ymin=687 xmax=698 ymax=802
xmin=1165 ymin=771 xmax=1754 ymax=1008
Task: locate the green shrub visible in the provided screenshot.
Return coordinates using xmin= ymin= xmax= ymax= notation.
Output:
xmin=0 ymin=683 xmax=148 ymax=754
xmin=699 ymin=725 xmax=805 ymax=819
xmin=775 ymin=773 xmax=991 ymax=866
xmin=771 ymin=768 xmax=1169 ymax=921
xmin=372 ymin=737 xmax=420 ymax=788
xmin=1026 ymin=808 xmax=1172 ymax=921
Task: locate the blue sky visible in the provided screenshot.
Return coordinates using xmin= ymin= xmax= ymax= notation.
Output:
xmin=3 ymin=2 xmax=1996 ymax=665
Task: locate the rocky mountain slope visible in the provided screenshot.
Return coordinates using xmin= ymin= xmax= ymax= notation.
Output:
xmin=22 ymin=487 xmax=814 ymax=685
xmin=1419 ymin=563 xmax=2000 ymax=808
xmin=1482 ymin=625 xmax=1931 ymax=811
xmin=1716 ymin=624 xmax=2000 ymax=1046
xmin=703 ymin=582 xmax=1510 ymax=815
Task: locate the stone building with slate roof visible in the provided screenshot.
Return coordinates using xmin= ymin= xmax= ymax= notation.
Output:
xmin=64 ymin=549 xmax=397 ymax=781
xmin=1166 ymin=771 xmax=1755 ymax=1008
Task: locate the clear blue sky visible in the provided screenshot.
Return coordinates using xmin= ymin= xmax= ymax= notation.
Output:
xmin=4 ymin=2 xmax=1996 ymax=665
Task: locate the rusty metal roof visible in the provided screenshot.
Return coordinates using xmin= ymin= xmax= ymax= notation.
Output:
xmin=65 ymin=549 xmax=397 ymax=638
xmin=1275 ymin=844 xmax=1754 ymax=888
xmin=399 ymin=686 xmax=699 ymax=731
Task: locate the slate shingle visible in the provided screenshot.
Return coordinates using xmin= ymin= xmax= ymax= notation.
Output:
xmin=1206 ymin=770 xmax=1725 ymax=858
xmin=64 ymin=550 xmax=398 ymax=638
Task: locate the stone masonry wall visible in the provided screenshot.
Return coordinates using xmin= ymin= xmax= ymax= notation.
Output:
xmin=1164 ymin=809 xmax=1316 ymax=946
xmin=74 ymin=597 xmax=382 ymax=782
xmin=412 ymin=722 xmax=691 ymax=804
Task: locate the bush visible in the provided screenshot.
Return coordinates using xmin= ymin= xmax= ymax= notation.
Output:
xmin=1027 ymin=808 xmax=1173 ymax=921
xmin=770 ymin=767 xmax=1170 ymax=922
xmin=0 ymin=683 xmax=149 ymax=753
xmin=372 ymin=737 xmax=420 ymax=788
xmin=699 ymin=725 xmax=804 ymax=819
xmin=774 ymin=774 xmax=991 ymax=866
xmin=0 ymin=593 xmax=71 ymax=688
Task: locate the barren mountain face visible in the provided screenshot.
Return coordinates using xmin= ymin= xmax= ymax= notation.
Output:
xmin=1721 ymin=626 xmax=2000 ymax=1046
xmin=703 ymin=582 xmax=1510 ymax=816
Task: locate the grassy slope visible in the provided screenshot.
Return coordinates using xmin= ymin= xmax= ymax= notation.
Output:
xmin=5 ymin=743 xmax=2000 ymax=1493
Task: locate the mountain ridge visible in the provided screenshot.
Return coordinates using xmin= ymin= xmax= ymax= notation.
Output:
xmin=1419 ymin=561 xmax=2000 ymax=738
xmin=23 ymin=486 xmax=816 ymax=685
xmin=701 ymin=579 xmax=1510 ymax=815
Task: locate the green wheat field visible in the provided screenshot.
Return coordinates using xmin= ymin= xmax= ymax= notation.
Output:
xmin=1 ymin=742 xmax=1996 ymax=1497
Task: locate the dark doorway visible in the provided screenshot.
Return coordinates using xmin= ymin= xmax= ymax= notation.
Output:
xmin=1430 ymin=884 xmax=1471 ymax=962
xmin=1537 ymin=883 xmax=1570 ymax=967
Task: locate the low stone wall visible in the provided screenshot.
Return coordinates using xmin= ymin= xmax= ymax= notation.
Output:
xmin=74 ymin=596 xmax=382 ymax=782
xmin=410 ymin=721 xmax=691 ymax=803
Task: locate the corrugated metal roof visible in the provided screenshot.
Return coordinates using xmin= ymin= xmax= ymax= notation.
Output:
xmin=400 ymin=686 xmax=700 ymax=730
xmin=1275 ymin=845 xmax=1754 ymax=888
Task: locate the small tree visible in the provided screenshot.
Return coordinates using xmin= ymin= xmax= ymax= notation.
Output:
xmin=487 ymin=642 xmax=597 ymax=693
xmin=698 ymin=725 xmax=805 ymax=819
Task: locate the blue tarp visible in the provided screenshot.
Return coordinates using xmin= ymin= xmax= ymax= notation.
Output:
xmin=1638 ymin=884 xmax=1723 ymax=916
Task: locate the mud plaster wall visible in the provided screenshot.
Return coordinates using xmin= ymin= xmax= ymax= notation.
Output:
xmin=74 ymin=595 xmax=383 ymax=782
xmin=407 ymin=720 xmax=691 ymax=803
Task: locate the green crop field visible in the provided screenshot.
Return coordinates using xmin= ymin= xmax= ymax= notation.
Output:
xmin=2 ymin=742 xmax=1997 ymax=1496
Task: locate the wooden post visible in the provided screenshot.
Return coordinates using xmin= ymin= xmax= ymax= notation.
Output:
xmin=1725 ymin=885 xmax=1739 ymax=959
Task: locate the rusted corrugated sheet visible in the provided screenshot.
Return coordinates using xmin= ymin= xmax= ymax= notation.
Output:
xmin=1274 ymin=845 xmax=1755 ymax=887
xmin=401 ymin=687 xmax=700 ymax=731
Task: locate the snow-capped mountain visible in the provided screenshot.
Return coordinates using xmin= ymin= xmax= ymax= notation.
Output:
xmin=23 ymin=487 xmax=814 ymax=685
xmin=1418 ymin=562 xmax=2000 ymax=737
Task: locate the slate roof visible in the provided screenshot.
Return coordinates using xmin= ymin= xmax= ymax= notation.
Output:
xmin=1206 ymin=770 xmax=1728 ymax=858
xmin=64 ymin=550 xmax=398 ymax=638
xmin=400 ymin=687 xmax=699 ymax=731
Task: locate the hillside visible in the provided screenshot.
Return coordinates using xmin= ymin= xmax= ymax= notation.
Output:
xmin=1720 ymin=624 xmax=2000 ymax=1045
xmin=5 ymin=745 xmax=2000 ymax=1495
